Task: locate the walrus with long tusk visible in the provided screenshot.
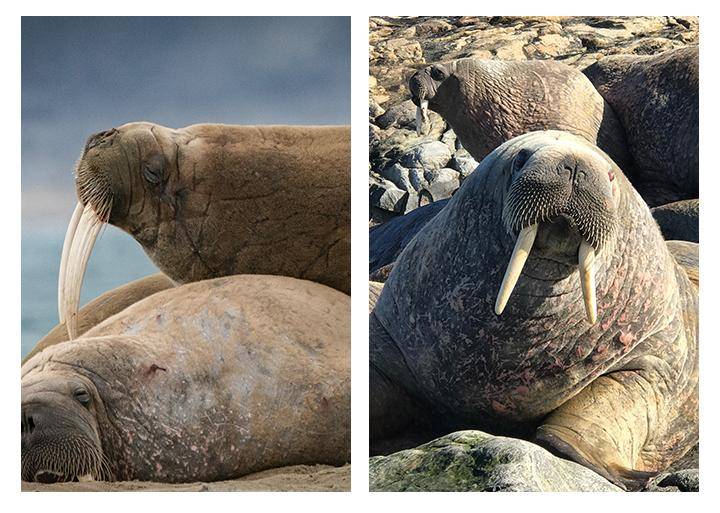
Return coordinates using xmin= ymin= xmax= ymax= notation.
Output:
xmin=369 ymin=131 xmax=698 ymax=490
xmin=22 ymin=274 xmax=350 ymax=484
xmin=59 ymin=122 xmax=350 ymax=339
xmin=408 ymin=58 xmax=631 ymax=171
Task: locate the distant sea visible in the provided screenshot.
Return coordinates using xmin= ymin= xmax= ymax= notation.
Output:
xmin=21 ymin=222 xmax=159 ymax=358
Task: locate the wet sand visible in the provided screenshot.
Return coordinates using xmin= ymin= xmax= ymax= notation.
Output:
xmin=22 ymin=464 xmax=350 ymax=492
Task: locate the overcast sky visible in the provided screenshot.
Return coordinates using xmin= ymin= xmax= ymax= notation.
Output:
xmin=22 ymin=16 xmax=350 ymax=220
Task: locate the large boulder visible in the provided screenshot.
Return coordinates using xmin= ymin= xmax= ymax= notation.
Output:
xmin=369 ymin=431 xmax=621 ymax=492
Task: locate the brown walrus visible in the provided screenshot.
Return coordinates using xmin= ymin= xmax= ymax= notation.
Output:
xmin=59 ymin=122 xmax=350 ymax=338
xmin=22 ymin=274 xmax=350 ymax=483
xmin=408 ymin=58 xmax=630 ymax=170
xmin=369 ymin=131 xmax=698 ymax=491
xmin=583 ymin=46 xmax=698 ymax=206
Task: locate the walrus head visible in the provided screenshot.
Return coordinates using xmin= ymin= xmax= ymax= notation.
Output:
xmin=494 ymin=137 xmax=620 ymax=324
xmin=408 ymin=62 xmax=454 ymax=135
xmin=21 ymin=371 xmax=111 ymax=483
xmin=59 ymin=123 xmax=169 ymax=339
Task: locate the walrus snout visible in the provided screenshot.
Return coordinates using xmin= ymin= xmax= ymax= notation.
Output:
xmin=495 ymin=143 xmax=620 ymax=324
xmin=21 ymin=389 xmax=108 ymax=483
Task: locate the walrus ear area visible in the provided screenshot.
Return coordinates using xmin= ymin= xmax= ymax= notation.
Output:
xmin=141 ymin=153 xmax=166 ymax=185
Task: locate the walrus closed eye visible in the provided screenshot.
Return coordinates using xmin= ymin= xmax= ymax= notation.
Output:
xmin=59 ymin=122 xmax=351 ymax=339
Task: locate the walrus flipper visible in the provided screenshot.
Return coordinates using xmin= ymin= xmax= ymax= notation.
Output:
xmin=370 ymin=312 xmax=436 ymax=455
xmin=535 ymin=371 xmax=664 ymax=490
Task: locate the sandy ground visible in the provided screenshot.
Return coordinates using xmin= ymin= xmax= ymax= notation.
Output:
xmin=21 ymin=464 xmax=350 ymax=492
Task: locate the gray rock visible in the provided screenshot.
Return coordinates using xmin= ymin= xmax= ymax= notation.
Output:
xmin=369 ymin=98 xmax=385 ymax=120
xmin=645 ymin=469 xmax=699 ymax=492
xmin=380 ymin=163 xmax=413 ymax=191
xmin=369 ymin=176 xmax=409 ymax=214
xmin=407 ymin=167 xmax=428 ymax=191
xmin=375 ymin=100 xmax=418 ymax=129
xmin=440 ymin=128 xmax=457 ymax=148
xmin=369 ymin=430 xmax=622 ymax=492
xmin=400 ymin=141 xmax=453 ymax=171
xmin=423 ymin=167 xmax=460 ymax=201
xmin=449 ymin=152 xmax=480 ymax=179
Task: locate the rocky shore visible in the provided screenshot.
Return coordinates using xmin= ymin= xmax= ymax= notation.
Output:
xmin=369 ymin=16 xmax=699 ymax=224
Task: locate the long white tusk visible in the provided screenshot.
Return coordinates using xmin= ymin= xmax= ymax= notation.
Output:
xmin=578 ymin=240 xmax=598 ymax=324
xmin=415 ymin=99 xmax=429 ymax=136
xmin=58 ymin=203 xmax=103 ymax=339
xmin=58 ymin=203 xmax=84 ymax=323
xmin=495 ymin=224 xmax=538 ymax=315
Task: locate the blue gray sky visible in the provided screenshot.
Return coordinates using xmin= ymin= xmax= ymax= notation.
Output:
xmin=22 ymin=16 xmax=350 ymax=222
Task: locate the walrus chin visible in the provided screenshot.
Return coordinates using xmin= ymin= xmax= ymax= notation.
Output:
xmin=494 ymin=224 xmax=598 ymax=324
xmin=21 ymin=429 xmax=111 ymax=483
xmin=58 ymin=160 xmax=113 ymax=339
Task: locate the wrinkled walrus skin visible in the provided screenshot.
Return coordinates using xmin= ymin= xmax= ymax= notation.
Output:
xmin=583 ymin=46 xmax=698 ymax=206
xmin=58 ymin=122 xmax=350 ymax=339
xmin=22 ymin=275 xmax=350 ymax=483
xmin=408 ymin=58 xmax=630 ymax=171
xmin=369 ymin=131 xmax=698 ymax=491
xmin=22 ymin=273 xmax=174 ymax=365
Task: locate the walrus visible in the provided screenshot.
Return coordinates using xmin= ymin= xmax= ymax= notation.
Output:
xmin=583 ymin=46 xmax=698 ymax=206
xmin=59 ymin=122 xmax=350 ymax=339
xmin=369 ymin=131 xmax=698 ymax=490
xmin=23 ymin=273 xmax=174 ymax=365
xmin=22 ymin=274 xmax=350 ymax=483
xmin=651 ymin=199 xmax=699 ymax=244
xmin=408 ymin=58 xmax=630 ymax=170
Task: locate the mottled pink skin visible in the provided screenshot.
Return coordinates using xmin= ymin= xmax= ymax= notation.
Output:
xmin=22 ymin=275 xmax=350 ymax=483
xmin=370 ymin=132 xmax=697 ymax=479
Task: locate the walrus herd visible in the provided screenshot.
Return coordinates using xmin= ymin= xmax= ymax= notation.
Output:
xmin=22 ymin=124 xmax=351 ymax=484
xmin=371 ymin=45 xmax=699 ymax=491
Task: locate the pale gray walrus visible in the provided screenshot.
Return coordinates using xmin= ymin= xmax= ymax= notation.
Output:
xmin=59 ymin=122 xmax=350 ymax=339
xmin=369 ymin=131 xmax=698 ymax=490
xmin=584 ymin=46 xmax=698 ymax=206
xmin=22 ymin=275 xmax=350 ymax=483
xmin=408 ymin=58 xmax=631 ymax=171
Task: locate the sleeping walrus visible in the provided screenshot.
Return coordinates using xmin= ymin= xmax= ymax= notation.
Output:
xmin=59 ymin=122 xmax=350 ymax=338
xmin=23 ymin=274 xmax=350 ymax=483
xmin=369 ymin=131 xmax=698 ymax=490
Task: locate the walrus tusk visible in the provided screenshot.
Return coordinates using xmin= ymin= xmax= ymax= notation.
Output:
xmin=415 ymin=99 xmax=429 ymax=136
xmin=58 ymin=202 xmax=84 ymax=324
xmin=578 ymin=240 xmax=598 ymax=324
xmin=495 ymin=224 xmax=538 ymax=315
xmin=58 ymin=203 xmax=103 ymax=339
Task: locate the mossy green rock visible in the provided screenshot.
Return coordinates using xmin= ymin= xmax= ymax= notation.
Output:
xmin=369 ymin=430 xmax=621 ymax=492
